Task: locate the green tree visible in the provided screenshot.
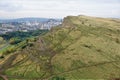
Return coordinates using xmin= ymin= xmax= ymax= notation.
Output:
xmin=9 ymin=37 xmax=21 ymax=44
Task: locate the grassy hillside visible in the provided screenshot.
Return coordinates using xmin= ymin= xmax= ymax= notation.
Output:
xmin=0 ymin=37 xmax=8 ymax=55
xmin=0 ymin=15 xmax=120 ymax=80
xmin=0 ymin=37 xmax=5 ymax=48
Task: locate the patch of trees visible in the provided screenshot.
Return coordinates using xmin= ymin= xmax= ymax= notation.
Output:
xmin=9 ymin=37 xmax=22 ymax=44
xmin=0 ymin=30 xmax=48 ymax=40
xmin=2 ymin=47 xmax=15 ymax=55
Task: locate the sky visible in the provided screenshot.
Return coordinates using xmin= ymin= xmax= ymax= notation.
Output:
xmin=0 ymin=0 xmax=120 ymax=19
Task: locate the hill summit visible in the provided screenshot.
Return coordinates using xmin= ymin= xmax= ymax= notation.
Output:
xmin=0 ymin=15 xmax=120 ymax=80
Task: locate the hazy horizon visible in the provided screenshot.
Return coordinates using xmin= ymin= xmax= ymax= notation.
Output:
xmin=0 ymin=0 xmax=120 ymax=19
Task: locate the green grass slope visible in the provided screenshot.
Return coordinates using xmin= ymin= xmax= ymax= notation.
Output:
xmin=0 ymin=37 xmax=6 ymax=48
xmin=0 ymin=15 xmax=120 ymax=80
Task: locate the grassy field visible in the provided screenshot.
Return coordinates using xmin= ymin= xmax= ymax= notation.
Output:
xmin=0 ymin=37 xmax=6 ymax=48
xmin=0 ymin=15 xmax=120 ymax=80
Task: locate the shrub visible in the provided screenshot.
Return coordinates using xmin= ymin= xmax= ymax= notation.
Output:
xmin=83 ymin=44 xmax=92 ymax=49
xmin=0 ymin=55 xmax=4 ymax=59
xmin=51 ymin=76 xmax=65 ymax=80
xmin=115 ymin=38 xmax=120 ymax=44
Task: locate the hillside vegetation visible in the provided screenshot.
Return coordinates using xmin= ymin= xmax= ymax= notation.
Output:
xmin=0 ymin=30 xmax=48 ymax=55
xmin=0 ymin=15 xmax=120 ymax=80
xmin=0 ymin=37 xmax=6 ymax=48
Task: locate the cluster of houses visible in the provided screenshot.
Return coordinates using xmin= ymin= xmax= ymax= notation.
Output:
xmin=0 ymin=19 xmax=62 ymax=34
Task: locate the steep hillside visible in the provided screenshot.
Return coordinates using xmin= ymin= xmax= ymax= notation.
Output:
xmin=0 ymin=15 xmax=120 ymax=80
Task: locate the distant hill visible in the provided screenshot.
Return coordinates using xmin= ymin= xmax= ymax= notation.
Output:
xmin=0 ymin=18 xmax=61 ymax=23
xmin=0 ymin=15 xmax=120 ymax=80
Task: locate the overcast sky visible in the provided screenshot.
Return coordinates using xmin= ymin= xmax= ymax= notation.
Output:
xmin=0 ymin=0 xmax=120 ymax=19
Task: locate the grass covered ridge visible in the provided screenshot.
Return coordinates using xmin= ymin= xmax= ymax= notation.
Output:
xmin=0 ymin=15 xmax=120 ymax=80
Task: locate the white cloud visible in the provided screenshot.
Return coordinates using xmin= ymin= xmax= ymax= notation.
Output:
xmin=0 ymin=0 xmax=120 ymax=18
